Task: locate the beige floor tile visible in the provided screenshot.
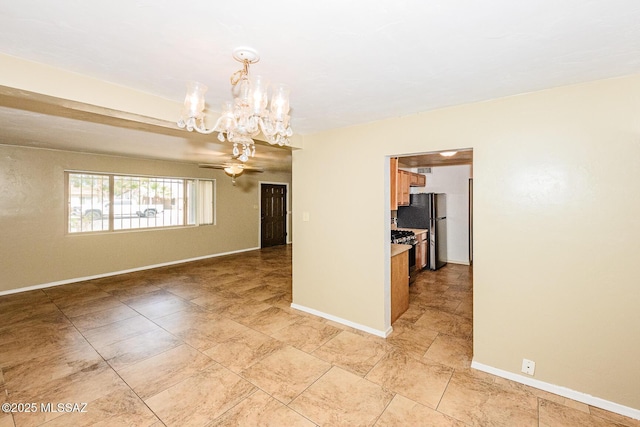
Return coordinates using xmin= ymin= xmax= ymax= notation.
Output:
xmin=290 ymin=366 xmax=393 ymax=427
xmin=0 ymin=290 xmax=50 ymax=312
xmin=36 ymin=385 xmax=159 ymax=427
xmin=539 ymin=399 xmax=622 ymax=427
xmin=240 ymin=306 xmax=302 ymax=335
xmin=209 ymin=390 xmax=315 ymax=426
xmin=219 ymin=299 xmax=284 ymax=320
xmin=365 ymin=349 xmax=453 ymax=409
xmin=375 ymin=394 xmax=465 ymax=426
xmin=204 ymin=328 xmax=284 ymax=373
xmin=123 ymin=290 xmax=195 ymax=319
xmin=0 ymin=325 xmax=89 ymax=369
xmin=0 ymin=301 xmax=61 ymax=329
xmin=386 ymin=324 xmax=439 ymax=359
xmin=423 ymin=334 xmax=472 ymax=369
xmin=0 ymin=415 xmax=13 ymax=427
xmin=0 ymin=311 xmax=72 ymax=347
xmin=234 ymin=284 xmax=281 ymax=301
xmin=271 ymin=317 xmax=342 ymax=353
xmin=118 ymin=344 xmax=216 ymax=399
xmin=161 ymin=281 xmax=220 ymax=300
xmin=42 ymin=282 xmax=103 ymax=300
xmin=103 ymin=281 xmax=163 ymax=300
xmin=218 ymin=277 xmax=266 ymax=293
xmin=438 ymin=369 xmax=538 ymax=426
xmin=414 ymin=308 xmax=472 ymax=338
xmin=145 ymin=363 xmax=256 ymax=427
xmin=10 ymin=362 xmax=124 ymax=427
xmin=394 ymin=304 xmax=427 ymax=324
xmin=69 ymin=304 xmax=139 ymax=331
xmin=312 ymin=330 xmax=390 ymax=376
xmin=3 ymin=344 xmax=102 ymax=394
xmin=260 ymin=292 xmax=292 ymax=309
xmin=153 ymin=309 xmax=250 ymax=351
xmin=454 ymin=299 xmax=473 ymax=319
xmin=589 ymin=406 xmax=640 ymax=427
xmin=190 ymin=292 xmax=239 ymax=314
xmin=414 ymin=294 xmax=462 ymax=314
xmin=82 ymin=315 xmax=159 ymax=349
xmin=98 ymin=328 xmax=183 ymax=370
xmin=241 ymin=346 xmax=331 ymax=404
xmin=56 ymin=295 xmax=127 ymax=318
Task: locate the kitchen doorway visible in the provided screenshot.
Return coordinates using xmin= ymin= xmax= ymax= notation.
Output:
xmin=260 ymin=183 xmax=288 ymax=248
xmin=389 ymin=147 xmax=474 ymax=370
xmin=392 ymin=149 xmax=473 ymax=267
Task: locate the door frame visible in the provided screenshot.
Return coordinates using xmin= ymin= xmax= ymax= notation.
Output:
xmin=258 ymin=181 xmax=291 ymax=246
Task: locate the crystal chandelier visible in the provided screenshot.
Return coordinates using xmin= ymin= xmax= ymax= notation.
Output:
xmin=177 ymin=47 xmax=293 ymax=162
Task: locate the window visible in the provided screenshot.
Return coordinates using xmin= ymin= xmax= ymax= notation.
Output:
xmin=67 ymin=172 xmax=214 ymax=234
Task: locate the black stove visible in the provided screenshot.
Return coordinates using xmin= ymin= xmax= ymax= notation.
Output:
xmin=391 ymin=230 xmax=416 ymax=245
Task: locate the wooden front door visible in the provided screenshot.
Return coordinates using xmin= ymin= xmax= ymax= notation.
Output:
xmin=261 ymin=184 xmax=287 ymax=248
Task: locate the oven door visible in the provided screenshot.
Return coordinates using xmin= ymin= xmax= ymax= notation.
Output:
xmin=408 ymin=243 xmax=417 ymax=284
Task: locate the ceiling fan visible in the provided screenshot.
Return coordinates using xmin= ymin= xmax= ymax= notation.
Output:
xmin=198 ymin=162 xmax=264 ymax=185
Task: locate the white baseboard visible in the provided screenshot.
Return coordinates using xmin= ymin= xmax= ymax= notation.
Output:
xmin=0 ymin=247 xmax=260 ymax=296
xmin=471 ymin=360 xmax=640 ymax=421
xmin=290 ymin=303 xmax=392 ymax=338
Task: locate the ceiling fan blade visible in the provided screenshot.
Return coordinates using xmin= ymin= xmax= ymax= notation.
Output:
xmin=198 ymin=163 xmax=226 ymax=169
xmin=199 ymin=163 xmax=264 ymax=172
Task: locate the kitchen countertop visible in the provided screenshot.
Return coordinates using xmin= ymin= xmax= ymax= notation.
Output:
xmin=391 ymin=243 xmax=412 ymax=257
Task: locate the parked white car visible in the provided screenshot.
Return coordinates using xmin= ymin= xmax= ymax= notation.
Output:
xmin=80 ymin=200 xmax=163 ymax=219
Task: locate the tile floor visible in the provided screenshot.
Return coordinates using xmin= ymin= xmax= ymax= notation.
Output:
xmin=1 ymin=245 xmax=638 ymax=426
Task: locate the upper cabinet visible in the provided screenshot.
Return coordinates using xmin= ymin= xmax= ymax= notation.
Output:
xmin=398 ymin=170 xmax=411 ymax=206
xmin=410 ymin=172 xmax=426 ymax=187
xmin=390 ymin=158 xmax=426 ymax=209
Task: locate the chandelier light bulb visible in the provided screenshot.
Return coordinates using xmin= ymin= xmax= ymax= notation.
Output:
xmin=271 ymin=84 xmax=290 ymax=121
xmin=183 ymin=82 xmax=207 ymax=118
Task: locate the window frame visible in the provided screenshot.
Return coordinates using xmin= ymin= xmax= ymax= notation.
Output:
xmin=65 ymin=170 xmax=216 ymax=235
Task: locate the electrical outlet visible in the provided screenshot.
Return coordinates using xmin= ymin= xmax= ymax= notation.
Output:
xmin=521 ymin=358 xmax=535 ymax=375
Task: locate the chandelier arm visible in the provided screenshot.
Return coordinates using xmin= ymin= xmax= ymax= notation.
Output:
xmin=258 ymin=118 xmax=290 ymax=146
xmin=191 ymin=120 xmax=218 ymax=135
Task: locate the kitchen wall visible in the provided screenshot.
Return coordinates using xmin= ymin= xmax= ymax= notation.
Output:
xmin=292 ymin=74 xmax=640 ymax=413
xmin=410 ymin=165 xmax=472 ymax=264
xmin=0 ymin=144 xmax=292 ymax=293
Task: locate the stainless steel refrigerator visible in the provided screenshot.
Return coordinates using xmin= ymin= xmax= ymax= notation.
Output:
xmin=397 ymin=193 xmax=447 ymax=270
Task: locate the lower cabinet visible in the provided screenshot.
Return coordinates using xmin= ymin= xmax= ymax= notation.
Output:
xmin=391 ymin=250 xmax=409 ymax=323
xmin=415 ymin=231 xmax=428 ymax=269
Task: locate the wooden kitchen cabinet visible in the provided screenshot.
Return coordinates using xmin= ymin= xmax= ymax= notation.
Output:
xmin=398 ymin=170 xmax=411 ymax=206
xmin=391 ymin=249 xmax=409 ymax=323
xmin=415 ymin=231 xmax=428 ymax=269
xmin=410 ymin=172 xmax=426 ymax=187
xmin=390 ymin=158 xmax=424 ymax=209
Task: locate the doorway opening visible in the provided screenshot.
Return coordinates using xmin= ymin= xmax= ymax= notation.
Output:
xmin=260 ymin=183 xmax=288 ymax=248
xmin=391 ymin=148 xmax=473 ymax=269
xmin=389 ymin=147 xmax=474 ymax=338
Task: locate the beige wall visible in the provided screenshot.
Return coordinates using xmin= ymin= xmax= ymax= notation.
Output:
xmin=0 ymin=144 xmax=291 ymax=292
xmin=292 ymin=74 xmax=640 ymax=409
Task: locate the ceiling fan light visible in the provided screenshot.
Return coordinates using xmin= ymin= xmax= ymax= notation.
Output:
xmin=224 ymin=164 xmax=244 ymax=175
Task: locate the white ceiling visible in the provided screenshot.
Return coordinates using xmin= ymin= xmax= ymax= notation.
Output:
xmin=1 ymin=0 xmax=640 ymax=169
